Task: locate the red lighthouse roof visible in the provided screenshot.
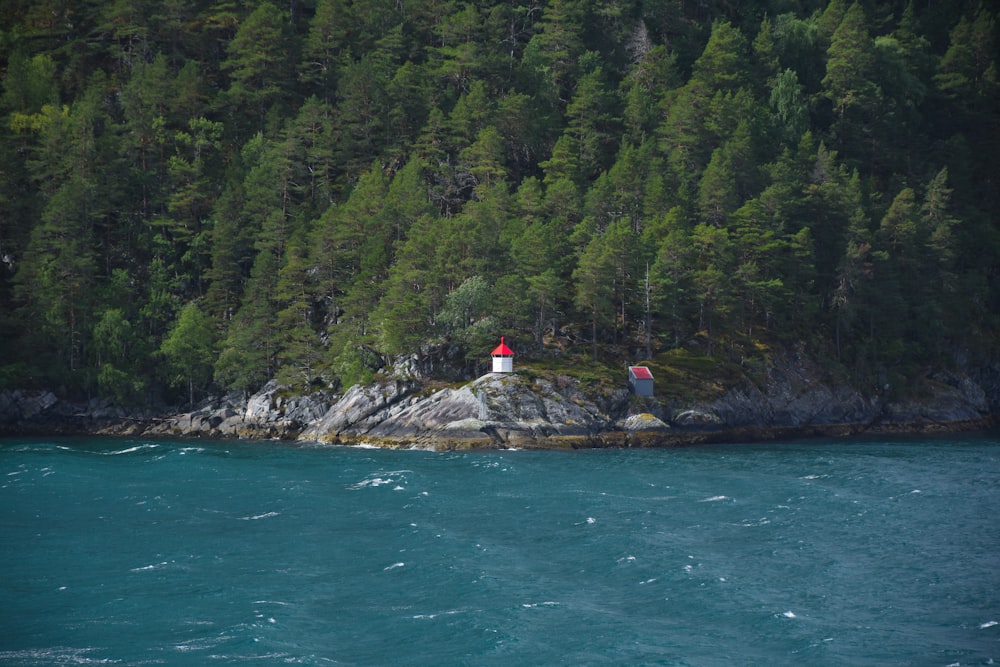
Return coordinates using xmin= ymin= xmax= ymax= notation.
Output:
xmin=491 ymin=336 xmax=513 ymax=356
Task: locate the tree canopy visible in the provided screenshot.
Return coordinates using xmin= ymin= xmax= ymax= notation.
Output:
xmin=1 ymin=0 xmax=997 ymax=402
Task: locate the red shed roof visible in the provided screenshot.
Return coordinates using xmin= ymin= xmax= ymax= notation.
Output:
xmin=491 ymin=336 xmax=514 ymax=356
xmin=629 ymin=366 xmax=653 ymax=380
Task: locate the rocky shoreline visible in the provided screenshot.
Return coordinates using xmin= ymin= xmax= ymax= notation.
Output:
xmin=2 ymin=350 xmax=998 ymax=450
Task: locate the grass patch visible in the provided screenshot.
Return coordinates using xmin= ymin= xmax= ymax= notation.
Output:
xmin=518 ymin=353 xmax=621 ymax=392
xmin=642 ymin=348 xmax=746 ymax=403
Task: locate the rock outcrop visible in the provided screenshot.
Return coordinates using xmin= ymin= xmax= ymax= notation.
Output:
xmin=300 ymin=374 xmax=626 ymax=449
xmin=138 ymin=381 xmax=339 ymax=439
xmin=674 ymin=350 xmax=993 ymax=436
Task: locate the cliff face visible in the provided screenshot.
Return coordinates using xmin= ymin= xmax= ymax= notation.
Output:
xmin=2 ymin=350 xmax=996 ymax=449
xmin=693 ymin=349 xmax=993 ymax=432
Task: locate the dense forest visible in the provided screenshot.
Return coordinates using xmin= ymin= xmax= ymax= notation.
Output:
xmin=1 ymin=0 xmax=998 ymax=406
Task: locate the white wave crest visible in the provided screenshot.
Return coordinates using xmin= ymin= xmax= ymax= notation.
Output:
xmin=239 ymin=511 xmax=280 ymax=520
xmin=132 ymin=560 xmax=171 ymax=572
xmin=350 ymin=472 xmax=410 ymax=490
xmin=351 ymin=477 xmax=394 ymax=489
xmin=412 ymin=609 xmax=463 ymax=620
xmin=980 ymin=620 xmax=998 ymax=629
xmin=700 ymin=495 xmax=730 ymax=502
xmin=384 ymin=562 xmax=405 ymax=571
xmin=105 ymin=443 xmax=160 ymax=455
xmin=0 ymin=647 xmax=117 ymax=664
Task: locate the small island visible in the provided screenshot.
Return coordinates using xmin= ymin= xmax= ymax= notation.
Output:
xmin=0 ymin=1 xmax=998 ymax=444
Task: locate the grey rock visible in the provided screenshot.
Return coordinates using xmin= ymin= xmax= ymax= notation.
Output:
xmin=243 ymin=383 xmax=277 ymax=423
xmin=619 ymin=413 xmax=671 ymax=431
xmin=689 ymin=350 xmax=879 ymax=428
xmin=366 ymin=385 xmax=481 ymax=438
xmin=673 ymin=409 xmax=723 ymax=426
xmin=22 ymin=391 xmax=59 ymax=419
xmin=299 ymin=380 xmax=415 ymax=440
xmin=295 ymin=372 xmax=619 ymax=448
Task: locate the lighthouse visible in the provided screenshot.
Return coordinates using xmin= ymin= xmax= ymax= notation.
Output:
xmin=491 ymin=336 xmax=514 ymax=373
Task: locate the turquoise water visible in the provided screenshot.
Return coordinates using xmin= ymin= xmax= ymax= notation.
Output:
xmin=2 ymin=435 xmax=998 ymax=666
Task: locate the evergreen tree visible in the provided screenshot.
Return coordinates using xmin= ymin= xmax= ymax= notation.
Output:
xmin=214 ymin=245 xmax=280 ymax=393
xmin=573 ymin=231 xmax=615 ymax=360
xmin=221 ymin=2 xmax=293 ymax=137
xmin=564 ymin=53 xmax=619 ymax=180
xmin=314 ymin=163 xmax=389 ymax=322
xmin=830 ymin=172 xmax=875 ymax=366
xmin=918 ymin=167 xmax=961 ymax=347
xmin=649 ymin=208 xmax=697 ymax=348
xmin=299 ymin=0 xmax=352 ymax=100
xmin=427 ymin=2 xmax=483 ymax=93
xmin=371 ymin=214 xmax=443 ymax=354
xmin=274 ymin=229 xmax=323 ymax=387
xmin=621 ymin=45 xmax=677 ymax=144
xmin=333 ymin=51 xmax=394 ymax=179
xmin=821 ymin=2 xmax=877 ymax=165
xmin=690 ymin=223 xmax=734 ymax=356
xmin=521 ymin=0 xmax=586 ymax=106
xmin=691 ymin=20 xmax=750 ymax=94
xmin=12 ymin=75 xmax=110 ymax=387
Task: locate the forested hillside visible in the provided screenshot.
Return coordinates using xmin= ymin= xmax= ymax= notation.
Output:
xmin=1 ymin=0 xmax=998 ymax=405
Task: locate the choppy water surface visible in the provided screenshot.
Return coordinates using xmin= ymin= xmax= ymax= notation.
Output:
xmin=2 ymin=435 xmax=998 ymax=665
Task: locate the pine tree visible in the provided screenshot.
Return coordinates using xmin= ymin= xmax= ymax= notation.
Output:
xmin=918 ymin=167 xmax=961 ymax=347
xmin=13 ymin=75 xmax=110 ymax=386
xmin=822 ymin=2 xmax=877 ymax=165
xmin=690 ymin=223 xmax=734 ymax=356
xmin=520 ymin=0 xmax=586 ymax=106
xmin=372 ymin=214 xmax=443 ymax=354
xmin=310 ymin=163 xmax=389 ymax=339
xmin=427 ymin=2 xmax=482 ymax=93
xmin=221 ymin=2 xmax=293 ymax=136
xmin=299 ymin=0 xmax=352 ymax=100
xmin=274 ymin=229 xmax=323 ymax=388
xmin=573 ymin=232 xmax=615 ymax=360
xmin=564 ymin=54 xmax=618 ymax=180
xmin=649 ymin=208 xmax=696 ymax=349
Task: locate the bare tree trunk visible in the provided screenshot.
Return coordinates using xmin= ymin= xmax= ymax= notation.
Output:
xmin=591 ymin=310 xmax=598 ymax=361
xmin=644 ymin=263 xmax=651 ymax=360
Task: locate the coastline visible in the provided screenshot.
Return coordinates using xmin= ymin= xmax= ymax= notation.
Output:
xmin=3 ymin=361 xmax=997 ymax=450
xmin=1 ymin=411 xmax=994 ymax=451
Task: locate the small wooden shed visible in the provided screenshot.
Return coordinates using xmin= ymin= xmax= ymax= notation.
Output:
xmin=628 ymin=366 xmax=654 ymax=396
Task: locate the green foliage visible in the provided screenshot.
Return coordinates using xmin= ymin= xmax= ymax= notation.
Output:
xmin=331 ymin=344 xmax=377 ymax=389
xmin=0 ymin=0 xmax=997 ymax=404
xmin=221 ymin=2 xmax=293 ymax=135
xmin=160 ymin=301 xmax=214 ymax=406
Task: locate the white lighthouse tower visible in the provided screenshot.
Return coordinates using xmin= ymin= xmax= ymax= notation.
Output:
xmin=491 ymin=336 xmax=514 ymax=373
